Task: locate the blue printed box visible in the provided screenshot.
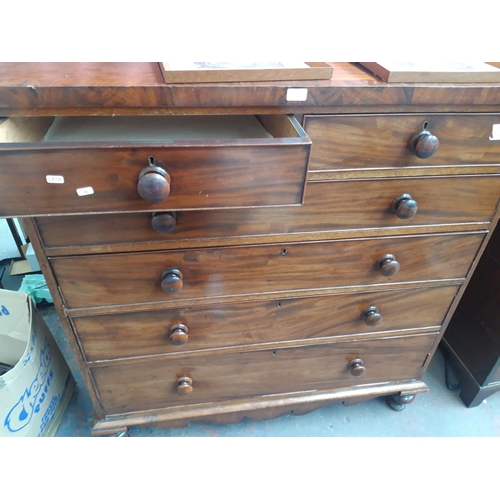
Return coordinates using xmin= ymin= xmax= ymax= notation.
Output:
xmin=0 ymin=289 xmax=75 ymax=437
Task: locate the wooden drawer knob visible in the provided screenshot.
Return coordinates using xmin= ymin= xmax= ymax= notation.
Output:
xmin=409 ymin=124 xmax=439 ymax=159
xmin=161 ymin=269 xmax=183 ymax=293
xmin=169 ymin=323 xmax=189 ymax=346
xmin=176 ymin=376 xmax=193 ymax=395
xmin=138 ymin=158 xmax=171 ymax=203
xmin=362 ymin=306 xmax=383 ymax=326
xmin=391 ymin=194 xmax=418 ymax=219
xmin=348 ymin=359 xmax=366 ymax=378
xmin=377 ymin=254 xmax=400 ymax=277
xmin=152 ymin=212 xmax=176 ymax=233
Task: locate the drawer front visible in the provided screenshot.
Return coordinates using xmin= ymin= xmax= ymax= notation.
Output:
xmin=0 ymin=116 xmax=310 ymax=217
xmin=303 ymin=114 xmax=500 ymax=171
xmin=52 ymin=233 xmax=483 ymax=309
xmin=76 ymin=286 xmax=458 ymax=361
xmin=38 ymin=175 xmax=500 ymax=252
xmin=92 ymin=334 xmax=437 ymax=414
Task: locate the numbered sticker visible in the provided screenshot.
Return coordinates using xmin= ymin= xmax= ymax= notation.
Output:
xmin=46 ymin=175 xmax=64 ymax=184
xmin=0 ymin=305 xmax=10 ymax=316
xmin=76 ymin=187 xmax=94 ymax=196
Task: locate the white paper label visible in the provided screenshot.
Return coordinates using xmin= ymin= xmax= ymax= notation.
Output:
xmin=46 ymin=175 xmax=64 ymax=184
xmin=489 ymin=124 xmax=500 ymax=140
xmin=76 ymin=186 xmax=94 ymax=196
xmin=286 ymin=88 xmax=308 ymax=101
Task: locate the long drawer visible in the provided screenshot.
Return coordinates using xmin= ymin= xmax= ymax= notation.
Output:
xmin=52 ymin=233 xmax=484 ymax=309
xmin=303 ymin=114 xmax=500 ymax=171
xmin=37 ymin=175 xmax=500 ymax=254
xmin=91 ymin=334 xmax=438 ymax=414
xmin=0 ymin=115 xmax=310 ymax=217
xmin=76 ymin=286 xmax=457 ymax=361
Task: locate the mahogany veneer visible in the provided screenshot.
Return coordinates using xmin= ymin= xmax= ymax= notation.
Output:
xmin=2 ymin=62 xmax=500 ymax=435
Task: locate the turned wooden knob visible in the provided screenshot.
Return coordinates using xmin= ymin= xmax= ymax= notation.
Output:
xmin=176 ymin=376 xmax=193 ymax=395
xmin=391 ymin=194 xmax=418 ymax=220
xmin=409 ymin=125 xmax=439 ymax=159
xmin=377 ymin=254 xmax=400 ymax=277
xmin=137 ymin=158 xmax=171 ymax=203
xmin=161 ymin=269 xmax=183 ymax=293
xmin=152 ymin=212 xmax=176 ymax=233
xmin=362 ymin=306 xmax=383 ymax=326
xmin=348 ymin=359 xmax=366 ymax=378
xmin=169 ymin=323 xmax=189 ymax=346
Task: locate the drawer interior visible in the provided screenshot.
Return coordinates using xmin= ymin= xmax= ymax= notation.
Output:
xmin=0 ymin=115 xmax=307 ymax=144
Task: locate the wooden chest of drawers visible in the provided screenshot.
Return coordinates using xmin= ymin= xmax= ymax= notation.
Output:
xmin=1 ymin=63 xmax=499 ymax=435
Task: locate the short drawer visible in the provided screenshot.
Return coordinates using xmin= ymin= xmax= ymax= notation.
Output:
xmin=52 ymin=233 xmax=484 ymax=309
xmin=76 ymin=286 xmax=458 ymax=361
xmin=37 ymin=175 xmax=500 ymax=253
xmin=303 ymin=114 xmax=500 ymax=171
xmin=0 ymin=115 xmax=310 ymax=217
xmin=91 ymin=334 xmax=437 ymax=414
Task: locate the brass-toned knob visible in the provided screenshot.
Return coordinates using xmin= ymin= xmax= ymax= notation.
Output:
xmin=152 ymin=212 xmax=176 ymax=233
xmin=137 ymin=158 xmax=171 ymax=203
xmin=176 ymin=376 xmax=193 ymax=395
xmin=161 ymin=269 xmax=183 ymax=293
xmin=409 ymin=125 xmax=439 ymax=159
xmin=362 ymin=306 xmax=383 ymax=327
xmin=377 ymin=254 xmax=400 ymax=277
xmin=391 ymin=194 xmax=418 ymax=220
xmin=348 ymin=359 xmax=366 ymax=378
xmin=169 ymin=323 xmax=189 ymax=346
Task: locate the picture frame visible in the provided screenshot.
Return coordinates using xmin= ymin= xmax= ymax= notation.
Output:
xmin=158 ymin=62 xmax=333 ymax=83
xmin=359 ymin=62 xmax=500 ymax=83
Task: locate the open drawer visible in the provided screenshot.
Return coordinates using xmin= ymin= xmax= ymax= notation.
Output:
xmin=0 ymin=115 xmax=311 ymax=217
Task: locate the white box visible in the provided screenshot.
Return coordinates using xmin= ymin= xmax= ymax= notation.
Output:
xmin=25 ymin=243 xmax=41 ymax=272
xmin=0 ymin=289 xmax=75 ymax=437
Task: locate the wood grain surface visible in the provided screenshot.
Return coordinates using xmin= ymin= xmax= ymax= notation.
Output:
xmin=91 ymin=334 xmax=437 ymax=414
xmin=36 ymin=175 xmax=500 ymax=254
xmin=0 ymin=143 xmax=310 ymax=217
xmin=51 ymin=233 xmax=484 ymax=309
xmin=1 ymin=63 xmax=500 ymax=113
xmin=75 ymin=286 xmax=458 ymax=361
xmin=304 ymin=114 xmax=500 ymax=170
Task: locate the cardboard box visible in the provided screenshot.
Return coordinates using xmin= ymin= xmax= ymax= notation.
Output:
xmin=9 ymin=243 xmax=41 ymax=276
xmin=0 ymin=289 xmax=75 ymax=437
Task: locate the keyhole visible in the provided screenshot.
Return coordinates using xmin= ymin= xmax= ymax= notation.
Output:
xmin=277 ymin=302 xmax=282 ymax=308
xmin=281 ymin=248 xmax=288 ymax=256
xmin=148 ymin=156 xmax=156 ymax=166
xmin=422 ymin=121 xmax=429 ymax=130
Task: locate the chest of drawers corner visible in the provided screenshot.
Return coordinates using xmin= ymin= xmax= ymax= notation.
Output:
xmin=1 ymin=63 xmax=500 ymax=435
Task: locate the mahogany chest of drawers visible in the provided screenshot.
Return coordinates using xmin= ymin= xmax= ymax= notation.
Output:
xmin=1 ymin=63 xmax=499 ymax=435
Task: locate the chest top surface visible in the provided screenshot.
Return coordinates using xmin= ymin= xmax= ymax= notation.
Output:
xmin=0 ymin=62 xmax=499 ymax=114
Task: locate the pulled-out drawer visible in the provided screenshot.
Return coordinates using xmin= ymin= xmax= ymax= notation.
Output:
xmin=0 ymin=115 xmax=310 ymax=217
xmin=52 ymin=233 xmax=484 ymax=309
xmin=76 ymin=286 xmax=458 ymax=361
xmin=37 ymin=175 xmax=500 ymax=254
xmin=91 ymin=334 xmax=438 ymax=414
xmin=303 ymin=114 xmax=500 ymax=171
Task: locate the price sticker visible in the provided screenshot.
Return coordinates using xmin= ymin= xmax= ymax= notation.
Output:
xmin=76 ymin=187 xmax=94 ymax=196
xmin=286 ymin=88 xmax=308 ymax=102
xmin=46 ymin=175 xmax=64 ymax=184
xmin=490 ymin=124 xmax=500 ymax=140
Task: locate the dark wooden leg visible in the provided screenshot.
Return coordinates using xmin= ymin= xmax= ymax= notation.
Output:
xmin=386 ymin=393 xmax=416 ymax=411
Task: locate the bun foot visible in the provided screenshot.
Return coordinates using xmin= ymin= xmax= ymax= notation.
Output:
xmin=387 ymin=393 xmax=416 ymax=411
